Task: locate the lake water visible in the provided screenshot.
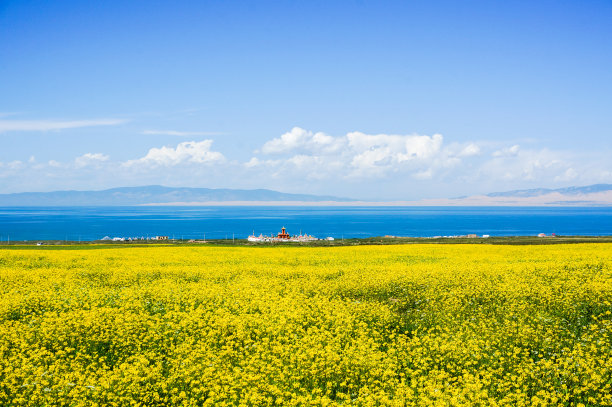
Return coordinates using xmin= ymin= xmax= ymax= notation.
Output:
xmin=0 ymin=206 xmax=611 ymax=241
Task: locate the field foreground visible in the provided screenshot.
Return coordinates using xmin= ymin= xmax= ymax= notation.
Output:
xmin=1 ymin=244 xmax=611 ymax=406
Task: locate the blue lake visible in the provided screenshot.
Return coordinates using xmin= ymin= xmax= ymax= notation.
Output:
xmin=0 ymin=206 xmax=611 ymax=241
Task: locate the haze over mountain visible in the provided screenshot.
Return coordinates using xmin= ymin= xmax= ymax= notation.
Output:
xmin=427 ymin=184 xmax=612 ymax=206
xmin=0 ymin=184 xmax=611 ymax=206
xmin=486 ymin=184 xmax=612 ymax=198
xmin=0 ymin=186 xmax=354 ymax=206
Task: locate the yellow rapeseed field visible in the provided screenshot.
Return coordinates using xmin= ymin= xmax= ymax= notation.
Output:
xmin=1 ymin=243 xmax=611 ymax=406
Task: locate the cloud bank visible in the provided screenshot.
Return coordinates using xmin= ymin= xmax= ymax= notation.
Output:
xmin=249 ymin=127 xmax=479 ymax=180
xmin=1 ymin=127 xmax=611 ymax=199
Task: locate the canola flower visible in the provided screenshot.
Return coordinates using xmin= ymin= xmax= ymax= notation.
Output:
xmin=0 ymin=243 xmax=611 ymax=406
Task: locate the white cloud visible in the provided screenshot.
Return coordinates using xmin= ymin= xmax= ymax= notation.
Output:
xmin=0 ymin=118 xmax=126 ymax=133
xmin=346 ymin=132 xmax=444 ymax=176
xmin=255 ymin=128 xmax=453 ymax=179
xmin=260 ymin=127 xmax=343 ymax=154
xmin=457 ymin=143 xmax=481 ymax=157
xmin=597 ymin=170 xmax=612 ymax=180
xmin=244 ymin=157 xmax=263 ymax=168
xmin=348 ymin=132 xmax=443 ymax=161
xmin=554 ymin=168 xmax=578 ymax=182
xmin=480 ymin=148 xmax=570 ymax=182
xmin=7 ymin=160 xmax=24 ymax=169
xmin=75 ymin=153 xmax=110 ymax=168
xmin=492 ymin=144 xmax=520 ymax=157
xmin=413 ymin=169 xmax=434 ymax=180
xmin=123 ymin=140 xmax=225 ymax=167
xmin=141 ymin=130 xmax=225 ymax=137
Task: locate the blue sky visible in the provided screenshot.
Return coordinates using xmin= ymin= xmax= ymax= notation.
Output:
xmin=1 ymin=0 xmax=611 ymax=199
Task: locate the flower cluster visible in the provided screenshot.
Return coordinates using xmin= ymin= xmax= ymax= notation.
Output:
xmin=1 ymin=243 xmax=611 ymax=405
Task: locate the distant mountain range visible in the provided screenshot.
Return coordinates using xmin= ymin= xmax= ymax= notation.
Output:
xmin=1 ymin=184 xmax=611 ymax=206
xmin=0 ymin=186 xmax=354 ymax=206
xmin=486 ymin=184 xmax=612 ymax=198
xmin=419 ymin=183 xmax=612 ymax=206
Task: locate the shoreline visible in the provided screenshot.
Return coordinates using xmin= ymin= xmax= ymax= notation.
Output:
xmin=2 ymin=235 xmax=612 ymax=247
xmin=139 ymin=200 xmax=612 ymax=207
